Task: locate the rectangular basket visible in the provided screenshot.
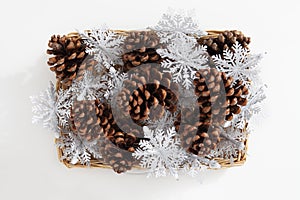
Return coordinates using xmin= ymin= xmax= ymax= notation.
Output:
xmin=54 ymin=30 xmax=249 ymax=170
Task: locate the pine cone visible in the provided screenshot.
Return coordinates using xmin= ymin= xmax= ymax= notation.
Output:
xmin=224 ymin=79 xmax=249 ymax=121
xmin=96 ymin=101 xmax=141 ymax=150
xmin=70 ymin=100 xmax=102 ymax=142
xmin=99 ymin=138 xmax=136 ymax=173
xmin=75 ymin=56 xmax=98 ymax=82
xmin=178 ymin=68 xmax=248 ymax=156
xmin=179 ymin=122 xmax=221 ymax=156
xmin=122 ymin=31 xmax=162 ymax=72
xmin=124 ymin=31 xmax=160 ymax=52
xmin=194 ymin=68 xmax=248 ymax=124
xmin=116 ymin=63 xmax=178 ymax=124
xmin=198 ymin=30 xmax=251 ymax=56
xmin=47 ymin=35 xmax=87 ymax=87
xmin=97 ymin=101 xmax=141 ymax=174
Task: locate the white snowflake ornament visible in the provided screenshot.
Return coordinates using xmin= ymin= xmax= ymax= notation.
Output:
xmin=72 ymin=71 xmax=106 ymax=101
xmin=30 ymin=81 xmax=58 ymax=134
xmin=132 ymin=126 xmax=186 ymax=179
xmin=31 ymin=81 xmax=73 ymax=137
xmin=213 ymin=42 xmax=263 ymax=87
xmin=152 ymin=9 xmax=207 ymax=43
xmin=157 ymin=35 xmax=208 ymax=89
xmin=80 ymin=26 xmax=125 ymax=71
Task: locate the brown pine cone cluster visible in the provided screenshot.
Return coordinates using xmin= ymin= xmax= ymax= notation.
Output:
xmin=122 ymin=31 xmax=162 ymax=72
xmin=177 ymin=68 xmax=248 ymax=156
xmin=47 ymin=35 xmax=87 ymax=87
xmin=115 ymin=63 xmax=178 ymax=124
xmin=70 ymin=100 xmax=102 ymax=142
xmin=198 ymin=30 xmax=251 ymax=56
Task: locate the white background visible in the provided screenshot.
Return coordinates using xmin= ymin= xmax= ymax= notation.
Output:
xmin=0 ymin=0 xmax=299 ymax=200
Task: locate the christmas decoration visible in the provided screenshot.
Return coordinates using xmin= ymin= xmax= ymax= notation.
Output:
xmin=151 ymin=9 xmax=207 ymax=43
xmin=70 ymin=100 xmax=103 ymax=142
xmin=47 ymin=35 xmax=87 ymax=87
xmin=212 ymin=42 xmax=263 ymax=87
xmin=132 ymin=126 xmax=186 ymax=179
xmin=198 ymin=30 xmax=251 ymax=56
xmin=31 ymin=10 xmax=265 ymax=179
xmin=157 ymin=35 xmax=208 ymax=89
xmin=79 ymin=27 xmax=125 ymax=71
xmin=122 ymin=31 xmax=162 ymax=71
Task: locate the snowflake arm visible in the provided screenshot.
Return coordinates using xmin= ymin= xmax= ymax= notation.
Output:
xmin=104 ymin=67 xmax=128 ymax=104
xmin=30 ymin=81 xmax=58 ymax=134
xmin=72 ymin=71 xmax=107 ymax=101
xmin=56 ymin=87 xmax=73 ymax=128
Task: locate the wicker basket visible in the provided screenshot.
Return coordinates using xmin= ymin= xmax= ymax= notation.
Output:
xmin=54 ymin=30 xmax=249 ymax=171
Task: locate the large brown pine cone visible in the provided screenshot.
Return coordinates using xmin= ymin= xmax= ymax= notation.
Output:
xmin=74 ymin=56 xmax=98 ymax=82
xmin=96 ymin=101 xmax=141 ymax=174
xmin=198 ymin=30 xmax=251 ymax=56
xmin=115 ymin=63 xmax=178 ymax=124
xmin=122 ymin=31 xmax=162 ymax=72
xmin=47 ymin=35 xmax=87 ymax=87
xmin=96 ymin=101 xmax=141 ymax=151
xmin=70 ymin=100 xmax=103 ymax=142
xmin=178 ymin=68 xmax=248 ymax=156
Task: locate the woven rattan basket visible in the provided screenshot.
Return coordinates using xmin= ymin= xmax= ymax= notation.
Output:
xmin=54 ymin=30 xmax=249 ymax=171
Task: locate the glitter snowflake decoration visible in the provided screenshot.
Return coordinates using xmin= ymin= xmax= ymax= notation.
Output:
xmin=72 ymin=71 xmax=107 ymax=101
xmin=213 ymin=42 xmax=263 ymax=87
xmin=80 ymin=26 xmax=125 ymax=70
xmin=157 ymin=36 xmax=208 ymax=89
xmin=104 ymin=67 xmax=128 ymax=104
xmin=57 ymin=132 xmax=101 ymax=166
xmin=132 ymin=126 xmax=186 ymax=179
xmin=30 ymin=82 xmax=73 ymax=136
xmin=152 ymin=9 xmax=207 ymax=43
